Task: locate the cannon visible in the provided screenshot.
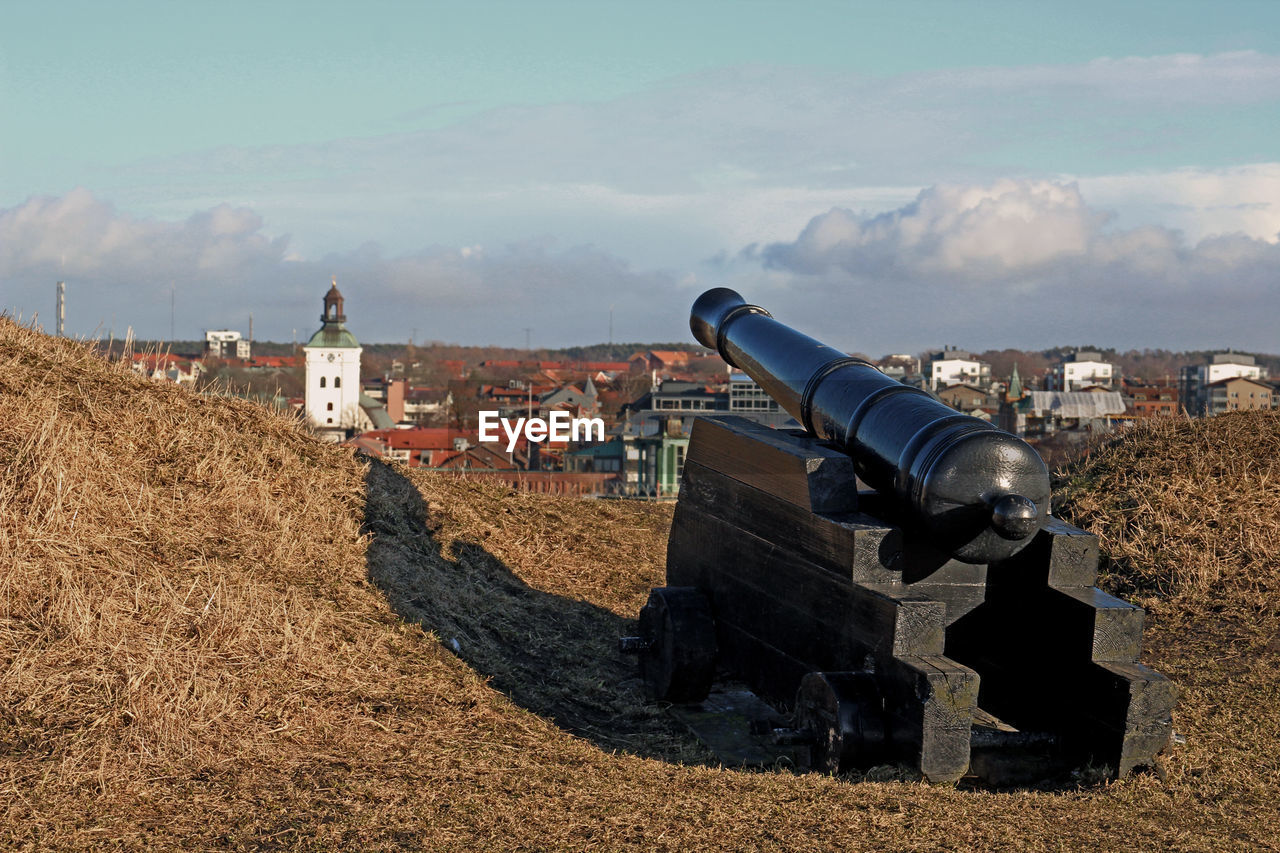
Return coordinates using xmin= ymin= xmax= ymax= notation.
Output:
xmin=690 ymin=287 xmax=1050 ymax=564
xmin=625 ymin=288 xmax=1175 ymax=785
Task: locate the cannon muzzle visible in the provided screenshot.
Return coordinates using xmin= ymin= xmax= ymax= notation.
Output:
xmin=691 ymin=287 xmax=1049 ymax=563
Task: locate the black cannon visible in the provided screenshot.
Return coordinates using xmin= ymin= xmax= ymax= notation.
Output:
xmin=626 ymin=288 xmax=1175 ymax=785
xmin=690 ymin=287 xmax=1050 ymax=564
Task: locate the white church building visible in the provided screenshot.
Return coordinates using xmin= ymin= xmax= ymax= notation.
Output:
xmin=304 ymin=279 xmax=363 ymax=441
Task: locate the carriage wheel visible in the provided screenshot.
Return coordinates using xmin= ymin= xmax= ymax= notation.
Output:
xmin=796 ymin=671 xmax=887 ymax=774
xmin=636 ymin=587 xmax=716 ymax=703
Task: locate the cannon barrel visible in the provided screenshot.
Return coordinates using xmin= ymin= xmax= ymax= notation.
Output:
xmin=690 ymin=287 xmax=1050 ymax=563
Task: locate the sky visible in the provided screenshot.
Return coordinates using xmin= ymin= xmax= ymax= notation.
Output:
xmin=2 ymin=0 xmax=1279 ymax=355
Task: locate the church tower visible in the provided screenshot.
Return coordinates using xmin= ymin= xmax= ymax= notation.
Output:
xmin=303 ymin=277 xmax=363 ymax=441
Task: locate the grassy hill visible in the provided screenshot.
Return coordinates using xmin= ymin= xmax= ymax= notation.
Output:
xmin=2 ymin=316 xmax=1278 ymax=851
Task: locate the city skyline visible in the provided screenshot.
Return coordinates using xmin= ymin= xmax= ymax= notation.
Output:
xmin=3 ymin=1 xmax=1279 ymax=353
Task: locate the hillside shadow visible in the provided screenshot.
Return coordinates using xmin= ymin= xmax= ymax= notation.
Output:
xmin=358 ymin=460 xmax=1136 ymax=791
xmin=360 ymin=459 xmax=710 ymax=764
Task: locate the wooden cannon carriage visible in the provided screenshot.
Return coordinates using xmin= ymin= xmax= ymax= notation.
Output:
xmin=624 ymin=290 xmax=1175 ymax=784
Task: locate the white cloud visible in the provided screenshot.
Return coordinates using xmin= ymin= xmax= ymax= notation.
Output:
xmin=0 ymin=188 xmax=286 ymax=283
xmin=755 ymin=179 xmax=1280 ymax=353
xmin=0 ymin=191 xmax=689 ymax=345
xmin=1078 ymin=164 xmax=1280 ymax=243
xmin=83 ymin=51 xmax=1280 ymax=269
xmin=763 ymin=181 xmax=1109 ymax=276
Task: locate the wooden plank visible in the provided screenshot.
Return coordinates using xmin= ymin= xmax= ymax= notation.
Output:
xmin=679 ymin=458 xmax=901 ymax=583
xmin=1043 ymin=518 xmax=1102 ymax=588
xmin=932 ymin=648 xmax=1173 ymax=778
xmin=884 ymin=655 xmax=979 ymax=784
xmin=1085 ymin=661 xmax=1177 ymax=775
xmin=946 ymin=584 xmax=1144 ymax=677
xmin=666 ymin=503 xmax=947 ymax=663
xmin=988 ymin=517 xmax=1099 ymax=590
xmin=685 ymin=416 xmax=858 ymax=513
xmin=665 ymin=500 xmax=716 ymax=591
xmin=1049 ymin=587 xmax=1145 ymax=664
xmin=713 ymin=621 xmax=813 ymax=707
xmin=908 ymin=583 xmax=987 ymax=626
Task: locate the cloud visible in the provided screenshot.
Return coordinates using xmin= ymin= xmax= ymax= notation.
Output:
xmin=85 ymin=52 xmax=1280 ymax=268
xmin=0 ymin=189 xmax=287 ymax=285
xmin=0 ymin=190 xmax=689 ymax=345
xmin=762 ymin=181 xmax=1110 ymax=277
xmin=754 ymin=180 xmax=1280 ymax=353
xmin=1078 ymin=164 xmax=1280 ymax=244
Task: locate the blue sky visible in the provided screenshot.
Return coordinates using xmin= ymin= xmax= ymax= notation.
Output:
xmin=2 ymin=1 xmax=1279 ymax=352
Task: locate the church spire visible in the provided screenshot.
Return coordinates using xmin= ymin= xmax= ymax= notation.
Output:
xmin=322 ymin=276 xmax=346 ymax=324
xmin=1006 ymin=362 xmax=1024 ymax=402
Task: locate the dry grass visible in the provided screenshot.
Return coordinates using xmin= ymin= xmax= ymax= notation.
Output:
xmin=2 ymin=316 xmax=1279 ymax=850
xmin=1054 ymin=411 xmax=1280 ymax=616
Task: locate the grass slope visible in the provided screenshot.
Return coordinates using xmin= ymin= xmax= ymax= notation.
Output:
xmin=2 ymin=317 xmax=1277 ymax=851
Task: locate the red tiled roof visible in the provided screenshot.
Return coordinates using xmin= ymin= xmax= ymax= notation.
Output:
xmin=344 ymin=436 xmax=389 ymax=456
xmin=432 ymin=445 xmax=521 ymax=470
xmin=131 ymin=353 xmax=193 ymax=369
xmin=360 ymin=428 xmax=468 ymax=451
xmin=480 ymin=386 xmax=530 ymax=399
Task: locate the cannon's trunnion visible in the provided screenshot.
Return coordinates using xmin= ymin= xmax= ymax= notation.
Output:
xmin=630 ymin=416 xmax=1175 ymax=784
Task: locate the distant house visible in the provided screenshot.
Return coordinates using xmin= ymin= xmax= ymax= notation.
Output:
xmin=936 ymin=383 xmax=988 ymax=412
xmin=481 ymin=358 xmax=629 ymax=374
xmin=618 ymin=419 xmax=689 ymax=499
xmin=356 ymin=427 xmax=476 ymax=467
xmin=478 ymin=384 xmax=536 ymax=408
xmin=926 ymin=347 xmax=990 ymax=391
xmin=1205 ymin=376 xmax=1274 ymax=415
xmin=131 ymin=353 xmax=202 ymax=386
xmin=877 ymin=354 xmax=921 ymax=384
xmin=438 ymin=359 xmax=465 ymax=377
xmin=1048 ymin=351 xmax=1116 ymax=391
xmin=431 ymin=444 xmax=522 ymax=471
xmin=629 ymin=350 xmax=692 ymax=373
xmin=403 ymin=385 xmax=451 ymax=422
xmin=540 ymin=376 xmax=598 ymax=415
xmin=1125 ymin=384 xmax=1178 ymax=418
xmin=1002 ymin=390 xmax=1126 ymax=437
xmin=356 ymin=393 xmax=396 ymax=432
xmin=620 ymin=374 xmax=797 ymax=440
xmin=1179 ymin=352 xmax=1268 ymax=416
xmin=728 ymin=373 xmax=781 ymax=416
xmin=627 ymin=381 xmax=724 ymax=414
xmin=223 ymin=354 xmax=300 ymax=370
xmin=564 ymin=439 xmax=626 ymax=474
xmin=205 ymin=329 xmax=250 ymax=360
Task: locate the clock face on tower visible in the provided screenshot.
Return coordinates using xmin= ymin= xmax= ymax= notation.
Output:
xmin=327 ymin=353 xmax=335 ymax=362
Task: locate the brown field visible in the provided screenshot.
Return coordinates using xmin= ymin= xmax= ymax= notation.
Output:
xmin=2 ymin=316 xmax=1278 ymax=851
